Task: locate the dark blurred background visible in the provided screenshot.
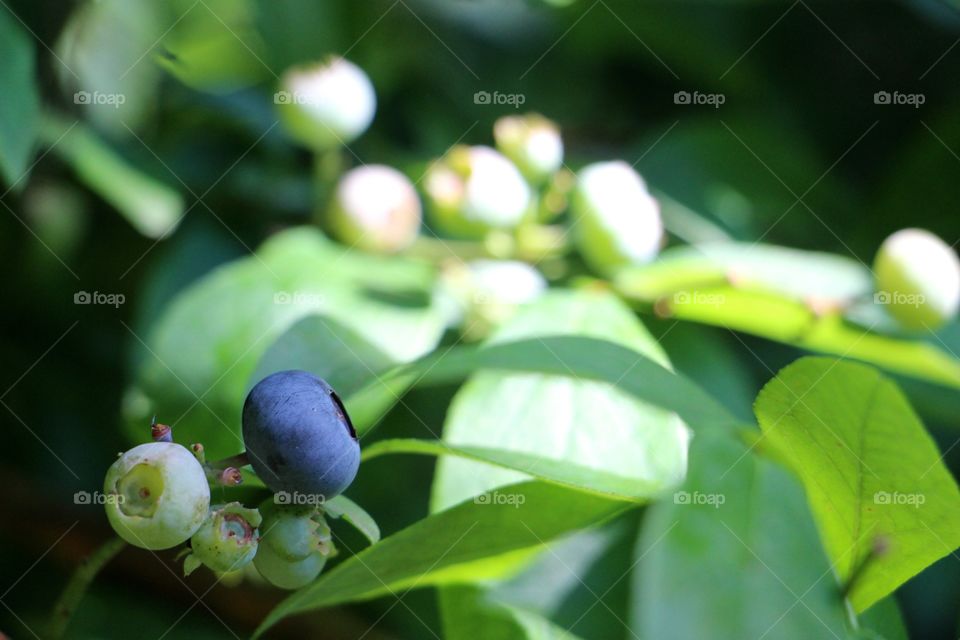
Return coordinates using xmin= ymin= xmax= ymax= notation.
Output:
xmin=2 ymin=0 xmax=960 ymax=638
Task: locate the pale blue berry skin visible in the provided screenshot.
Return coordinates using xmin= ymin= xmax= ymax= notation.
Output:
xmin=242 ymin=370 xmax=360 ymax=499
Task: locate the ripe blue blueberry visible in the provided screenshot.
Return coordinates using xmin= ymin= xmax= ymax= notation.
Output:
xmin=242 ymin=370 xmax=360 ymax=499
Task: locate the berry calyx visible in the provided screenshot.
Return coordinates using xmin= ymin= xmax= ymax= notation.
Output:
xmin=184 ymin=502 xmax=262 ymax=576
xmin=103 ymin=442 xmax=210 ymax=550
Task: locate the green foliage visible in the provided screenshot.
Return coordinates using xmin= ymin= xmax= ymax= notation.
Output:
xmin=129 ymin=227 xmax=446 ymax=457
xmin=0 ymin=7 xmax=39 ymax=189
xmin=431 ymin=289 xmax=688 ymax=510
xmin=254 ymin=481 xmax=631 ymax=637
xmin=5 ymin=1 xmax=960 ymax=638
xmin=754 ymin=357 xmax=960 ymax=611
xmin=634 ymin=433 xmax=853 ymax=639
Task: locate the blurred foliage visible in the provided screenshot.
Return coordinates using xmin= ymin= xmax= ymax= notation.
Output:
xmin=4 ymin=1 xmax=960 ymax=639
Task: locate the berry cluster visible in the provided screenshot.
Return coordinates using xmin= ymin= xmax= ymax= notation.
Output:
xmin=103 ymin=370 xmax=361 ymax=587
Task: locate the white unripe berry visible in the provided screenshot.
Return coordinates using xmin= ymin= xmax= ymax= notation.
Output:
xmin=329 ymin=165 xmax=421 ymax=253
xmin=572 ymin=161 xmax=663 ymax=274
xmin=276 ymin=57 xmax=376 ymax=150
xmin=874 ymin=228 xmax=960 ymax=330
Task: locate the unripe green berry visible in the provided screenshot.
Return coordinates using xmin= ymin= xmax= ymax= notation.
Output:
xmin=276 ymin=57 xmax=376 ymax=150
xmin=327 ymin=165 xmax=421 ymax=253
xmin=184 ymin=502 xmax=262 ymax=575
xmin=253 ymin=538 xmax=327 ymax=590
xmin=103 ymin=442 xmax=210 ymax=550
xmin=874 ymin=228 xmax=960 ymax=330
xmin=571 ymin=161 xmax=663 ymax=275
xmin=425 ymin=145 xmax=532 ymax=238
xmin=442 ymin=259 xmax=546 ymax=338
xmin=253 ymin=501 xmax=335 ymax=589
xmin=493 ymin=113 xmax=563 ymax=185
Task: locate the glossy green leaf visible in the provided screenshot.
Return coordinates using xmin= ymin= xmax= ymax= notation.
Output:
xmin=325 ymin=495 xmax=380 ymax=546
xmin=754 ymin=357 xmax=960 ymax=611
xmin=617 ymin=242 xmax=872 ymax=304
xmin=633 ymin=432 xmax=853 ymax=640
xmin=41 ymin=115 xmax=183 ymax=238
xmin=430 ymin=289 xmax=690 ymax=511
xmin=362 ymin=439 xmax=661 ymax=502
xmin=348 ymin=334 xmax=740 ymax=437
xmin=128 ymin=227 xmax=447 ymax=457
xmin=254 ymin=481 xmax=631 ymax=637
xmin=640 ymin=284 xmax=960 ymax=390
xmin=440 ymin=586 xmax=587 ymax=640
xmin=0 ymin=7 xmax=40 ymax=189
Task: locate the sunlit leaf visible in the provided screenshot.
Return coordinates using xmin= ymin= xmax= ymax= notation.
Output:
xmin=642 ymin=285 xmax=960 ymax=390
xmin=129 ymin=228 xmax=447 ymax=457
xmin=362 ymin=438 xmax=661 ymax=502
xmin=325 ymin=494 xmax=380 ymax=546
xmin=633 ymin=432 xmax=853 ymax=639
xmin=254 ymin=481 xmax=631 ymax=637
xmin=430 ymin=289 xmax=690 ymax=511
xmin=754 ymin=357 xmax=960 ymax=611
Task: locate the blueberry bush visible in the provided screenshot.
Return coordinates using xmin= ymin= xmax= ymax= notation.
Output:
xmin=4 ymin=1 xmax=960 ymax=639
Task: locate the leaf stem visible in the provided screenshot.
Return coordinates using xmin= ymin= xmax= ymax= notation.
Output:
xmin=48 ymin=536 xmax=126 ymax=640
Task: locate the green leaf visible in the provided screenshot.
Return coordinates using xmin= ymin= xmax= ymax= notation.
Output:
xmin=633 ymin=432 xmax=853 ymax=640
xmin=753 ymin=357 xmax=960 ymax=611
xmin=253 ymin=481 xmax=631 ymax=637
xmin=41 ymin=115 xmax=184 ymax=238
xmin=430 ymin=289 xmax=690 ymax=511
xmin=636 ymin=284 xmax=960 ymax=390
xmin=157 ymin=0 xmax=269 ymax=92
xmin=55 ymin=0 xmax=166 ymax=134
xmin=858 ymin=597 xmax=908 ymax=640
xmin=129 ymin=227 xmax=447 ymax=457
xmin=324 ymin=495 xmax=380 ymax=546
xmin=348 ymin=334 xmax=740 ymax=437
xmin=362 ymin=439 xmax=661 ymax=502
xmin=616 ymin=242 xmax=872 ymax=304
xmin=249 ymin=315 xmax=394 ymax=398
xmin=0 ymin=7 xmax=40 ymax=190
xmin=440 ymin=586 xmax=586 ymax=640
